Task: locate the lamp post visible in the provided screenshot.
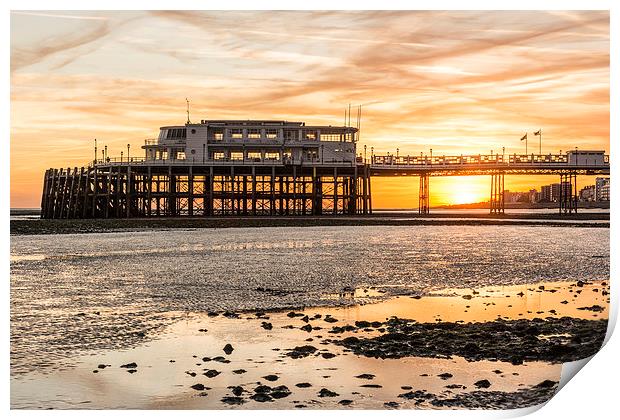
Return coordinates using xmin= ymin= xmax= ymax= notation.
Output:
xmin=396 ymin=148 xmax=399 ymax=158
xmin=127 ymin=143 xmax=130 ymax=163
xmin=371 ymin=147 xmax=374 ymax=164
xmin=120 ymin=151 xmax=123 ymax=163
xmin=94 ymin=138 xmax=97 ymax=165
xmin=364 ymin=145 xmax=367 ymax=163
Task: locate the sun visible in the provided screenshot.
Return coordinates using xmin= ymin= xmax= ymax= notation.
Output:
xmin=450 ymin=190 xmax=482 ymax=205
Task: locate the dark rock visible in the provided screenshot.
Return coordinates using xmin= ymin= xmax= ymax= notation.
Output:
xmin=127 ymin=369 xmax=137 ymax=374
xmin=250 ymin=393 xmax=273 ymax=403
xmin=577 ymin=305 xmax=605 ymax=313
xmin=360 ymin=384 xmax=382 ymax=388
xmin=97 ymin=364 xmax=108 ymax=369
xmin=221 ymin=396 xmax=245 ymax=405
xmin=204 ymin=369 xmax=220 ymax=378
xmin=324 ymin=315 xmax=338 ymax=323
xmin=261 ymin=322 xmax=273 ymax=330
xmin=223 ymin=344 xmax=234 ymax=354
xmin=230 ymin=386 xmax=245 ymax=396
xmin=401 ymin=386 xmax=412 ymax=390
xmin=474 ymin=379 xmax=492 ymax=389
xmin=577 ymin=281 xmax=585 ymax=287
xmin=296 ymin=382 xmax=312 ymax=388
xmin=271 ymin=385 xmax=292 ymax=399
xmin=300 ymin=324 xmax=313 ymax=333
xmin=535 ymin=380 xmax=558 ymax=388
xmin=191 ymin=383 xmax=206 ymax=390
xmin=263 ymin=374 xmax=279 ymax=382
xmin=398 ymin=390 xmax=435 ymax=400
xmin=120 ymin=362 xmax=137 ymax=369
xmin=355 ymin=320 xmax=371 ymax=328
xmin=318 ymin=388 xmax=339 ymax=397
xmin=284 ymin=345 xmax=317 ymax=359
xmin=355 ymin=373 xmax=375 ymax=380
xmin=233 ymin=369 xmax=247 ymax=374
xmin=438 ymin=373 xmax=453 ymax=380
xmin=384 ymin=401 xmax=400 ymax=408
xmin=339 ymin=399 xmax=353 ymax=406
xmin=92 ymin=370 xmax=98 ymax=373
xmin=254 ymin=385 xmax=272 ymax=394
xmin=321 ymin=352 xmax=336 ymax=359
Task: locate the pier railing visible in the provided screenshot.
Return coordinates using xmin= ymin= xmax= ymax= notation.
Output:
xmin=370 ymin=153 xmax=609 ymax=167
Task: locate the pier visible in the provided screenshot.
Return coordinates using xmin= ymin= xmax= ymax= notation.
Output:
xmin=39 ymin=120 xmax=610 ymax=219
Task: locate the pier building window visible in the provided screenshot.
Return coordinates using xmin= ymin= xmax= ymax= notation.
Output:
xmin=247 ymin=151 xmax=262 ymax=161
xmin=303 ymin=130 xmax=316 ymax=141
xmin=177 ymin=151 xmax=186 ymax=160
xmin=248 ymin=129 xmax=261 ymax=139
xmin=166 ymin=128 xmax=186 ymax=139
xmin=266 ymin=129 xmax=278 ymax=139
xmin=231 ymin=152 xmax=244 ymax=160
xmin=213 ymin=129 xmax=224 ymax=141
xmin=320 ymin=133 xmax=340 ymax=142
xmin=265 ymin=152 xmax=280 ymax=160
xmin=306 ymin=150 xmax=318 ymax=160
xmin=213 ymin=152 xmax=225 ymax=160
xmin=284 ymin=130 xmax=298 ymax=141
xmin=231 ymin=129 xmax=243 ymax=139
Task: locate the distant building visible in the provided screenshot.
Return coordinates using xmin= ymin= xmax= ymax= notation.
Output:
xmin=580 ymin=185 xmax=596 ymax=202
xmin=595 ymin=177 xmax=610 ymax=201
xmin=528 ymin=189 xmax=538 ymax=203
xmin=540 ymin=185 xmax=552 ymax=202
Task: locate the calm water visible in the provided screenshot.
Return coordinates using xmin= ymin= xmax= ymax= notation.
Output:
xmin=10 ymin=225 xmax=609 ymax=375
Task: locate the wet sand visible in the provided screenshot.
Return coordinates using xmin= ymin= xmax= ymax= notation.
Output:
xmin=10 ymin=212 xmax=610 ymax=235
xmin=10 ymin=279 xmax=609 ymax=410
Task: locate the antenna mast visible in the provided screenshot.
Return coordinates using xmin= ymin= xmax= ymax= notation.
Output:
xmin=186 ymin=98 xmax=191 ymax=124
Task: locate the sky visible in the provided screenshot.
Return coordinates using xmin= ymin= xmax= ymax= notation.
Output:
xmin=10 ymin=10 xmax=609 ymax=208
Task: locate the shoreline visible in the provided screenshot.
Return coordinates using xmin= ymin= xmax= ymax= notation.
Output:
xmin=11 ymin=279 xmax=609 ymax=409
xmin=10 ymin=212 xmax=610 ymax=235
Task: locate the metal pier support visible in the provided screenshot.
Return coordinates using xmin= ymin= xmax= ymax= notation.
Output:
xmin=559 ymin=172 xmax=578 ymax=214
xmin=419 ymin=173 xmax=430 ymax=214
xmin=490 ymin=172 xmax=505 ymax=214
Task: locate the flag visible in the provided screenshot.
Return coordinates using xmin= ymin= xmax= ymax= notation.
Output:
xmin=534 ymin=130 xmax=541 ymax=136
xmin=520 ymin=133 xmax=527 ymax=141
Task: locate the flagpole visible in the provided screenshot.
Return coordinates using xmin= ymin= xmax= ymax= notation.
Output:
xmin=539 ymin=130 xmax=542 ymax=155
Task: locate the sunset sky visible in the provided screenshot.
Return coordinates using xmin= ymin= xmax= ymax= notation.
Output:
xmin=10 ymin=10 xmax=609 ymax=208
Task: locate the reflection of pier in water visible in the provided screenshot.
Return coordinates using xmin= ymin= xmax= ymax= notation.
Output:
xmin=39 ymin=119 xmax=610 ymax=219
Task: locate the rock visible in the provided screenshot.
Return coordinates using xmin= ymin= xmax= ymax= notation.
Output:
xmin=438 ymin=373 xmax=453 ymax=380
xmin=355 ymin=320 xmax=371 ymax=328
xmin=577 ymin=281 xmax=585 ymax=287
xmin=339 ymin=399 xmax=353 ymax=406
xmin=300 ymin=324 xmax=313 ymax=332
xmin=207 ymin=311 xmax=219 ymax=317
xmin=384 ymin=401 xmax=399 ymax=408
xmin=186 ymin=371 xmax=197 ymax=377
xmin=127 ymin=369 xmax=137 ymax=374
xmin=230 ymin=386 xmax=245 ymax=396
xmin=120 ymin=362 xmax=137 ymax=369
xmin=233 ymin=369 xmax=247 ymax=374
xmin=271 ymin=385 xmax=292 ymax=399
xmin=301 ymin=315 xmax=310 ymax=323
xmin=399 ymin=390 xmax=435 ymax=400
xmin=474 ymin=379 xmax=492 ymax=389
xmin=577 ymin=305 xmax=605 ymax=313
xmin=250 ymin=393 xmax=273 ymax=402
xmin=401 ymin=386 xmax=412 ymax=390
xmin=254 ymin=385 xmax=272 ymax=394
xmin=204 ymin=369 xmax=220 ymax=378
xmin=324 ymin=316 xmax=338 ymax=323
xmin=223 ymin=344 xmax=234 ymax=354
xmin=318 ymin=388 xmax=339 ymax=397
xmin=561 ymin=300 xmax=569 ymax=304
xmin=191 ymin=383 xmax=206 ymax=390
xmin=321 ymin=352 xmax=336 ymax=359
xmin=285 ymin=345 xmax=317 ymax=359
xmin=97 ymin=364 xmax=108 ymax=369
xmin=296 ymin=382 xmax=312 ymax=388
xmin=92 ymin=370 xmax=98 ymax=373
xmin=261 ymin=322 xmax=273 ymax=330
xmin=287 ymin=311 xmax=304 ymax=318
xmin=360 ymin=384 xmax=382 ymax=388
xmin=262 ymin=374 xmax=279 ymax=382
xmin=202 ymin=357 xmax=211 ymax=362
xmin=535 ymin=380 xmax=558 ymax=388
xmin=221 ymin=396 xmax=244 ymax=405
xmin=355 ymin=373 xmax=375 ymax=380
xmin=462 ymin=295 xmax=473 ymax=300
